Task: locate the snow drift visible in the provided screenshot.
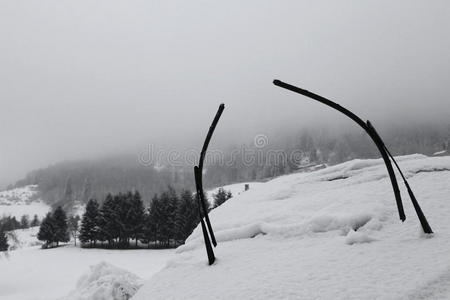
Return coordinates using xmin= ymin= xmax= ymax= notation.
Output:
xmin=133 ymin=154 xmax=450 ymax=299
xmin=64 ymin=262 xmax=143 ymax=300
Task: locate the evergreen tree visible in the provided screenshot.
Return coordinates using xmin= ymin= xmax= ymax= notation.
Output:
xmin=146 ymin=194 xmax=163 ymax=245
xmin=53 ymin=206 xmax=70 ymax=246
xmin=139 ymin=209 xmax=151 ymax=247
xmin=37 ymin=212 xmax=55 ymax=247
xmin=99 ymin=193 xmax=120 ymax=247
xmin=1 ymin=216 xmax=21 ymax=231
xmin=20 ymin=215 xmax=29 ymax=229
xmin=159 ymin=187 xmax=177 ymax=246
xmin=212 ymin=188 xmax=233 ymax=208
xmin=79 ymin=199 xmax=100 ymax=246
xmin=128 ymin=191 xmax=145 ymax=247
xmin=175 ymin=190 xmax=198 ymax=242
xmin=30 ymin=214 xmax=40 ymax=227
xmin=0 ymin=227 xmax=8 ymax=252
xmin=115 ymin=192 xmax=132 ymax=248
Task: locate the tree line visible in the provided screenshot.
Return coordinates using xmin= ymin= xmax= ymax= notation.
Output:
xmin=0 ymin=214 xmax=40 ymax=232
xmin=37 ymin=207 xmax=80 ymax=248
xmin=79 ymin=186 xmax=233 ymax=249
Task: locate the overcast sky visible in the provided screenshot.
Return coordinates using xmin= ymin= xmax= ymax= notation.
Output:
xmin=1 ymin=0 xmax=449 ymax=188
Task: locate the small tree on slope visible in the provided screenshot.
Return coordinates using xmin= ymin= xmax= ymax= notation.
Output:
xmin=30 ymin=214 xmax=40 ymax=227
xmin=212 ymin=188 xmax=233 ymax=209
xmin=0 ymin=227 xmax=9 ymax=252
xmin=37 ymin=212 xmax=55 ymax=247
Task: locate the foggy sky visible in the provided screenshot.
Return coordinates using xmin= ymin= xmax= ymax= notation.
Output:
xmin=1 ymin=0 xmax=450 ymax=188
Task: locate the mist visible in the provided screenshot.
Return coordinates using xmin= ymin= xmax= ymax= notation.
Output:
xmin=1 ymin=0 xmax=449 ymax=188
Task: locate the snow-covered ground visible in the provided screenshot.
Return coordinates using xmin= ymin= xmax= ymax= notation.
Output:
xmin=0 ymin=242 xmax=174 ymax=300
xmin=133 ymin=154 xmax=450 ymax=299
xmin=5 ymin=227 xmax=43 ymax=250
xmin=0 ymin=185 xmax=50 ymax=219
xmin=206 ymin=182 xmax=263 ymax=206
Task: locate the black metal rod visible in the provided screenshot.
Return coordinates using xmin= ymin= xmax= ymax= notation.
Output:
xmin=273 ymin=79 xmax=405 ymax=222
xmin=194 ymin=166 xmax=215 ymax=265
xmin=193 ymin=103 xmax=224 ymax=266
xmin=368 ymin=123 xmax=433 ymax=234
xmin=196 ymin=104 xmax=224 ymax=247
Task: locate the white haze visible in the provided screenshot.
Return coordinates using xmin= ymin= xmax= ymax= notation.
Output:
xmin=1 ymin=0 xmax=449 ymax=188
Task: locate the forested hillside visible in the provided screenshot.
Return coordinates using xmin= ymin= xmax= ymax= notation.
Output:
xmin=13 ymin=123 xmax=449 ymax=210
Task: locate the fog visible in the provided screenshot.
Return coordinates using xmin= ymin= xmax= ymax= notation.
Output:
xmin=1 ymin=0 xmax=449 ymax=188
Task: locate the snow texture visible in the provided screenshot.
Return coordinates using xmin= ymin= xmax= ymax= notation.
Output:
xmin=133 ymin=154 xmax=450 ymax=300
xmin=0 ymin=245 xmax=174 ymax=300
xmin=0 ymin=185 xmax=50 ymax=219
xmin=64 ymin=262 xmax=143 ymax=300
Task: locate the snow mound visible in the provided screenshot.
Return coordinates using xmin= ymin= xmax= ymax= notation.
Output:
xmin=134 ymin=155 xmax=450 ymax=299
xmin=205 ymin=182 xmax=263 ymax=206
xmin=6 ymin=226 xmax=43 ymax=250
xmin=64 ymin=262 xmax=143 ymax=300
xmin=345 ymin=229 xmax=376 ymax=245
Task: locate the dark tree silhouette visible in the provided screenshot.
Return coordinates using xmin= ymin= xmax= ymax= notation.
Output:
xmin=212 ymin=188 xmax=233 ymax=209
xmin=79 ymin=199 xmax=100 ymax=246
xmin=30 ymin=214 xmax=40 ymax=227
xmin=53 ymin=206 xmax=70 ymax=246
xmin=0 ymin=227 xmax=8 ymax=252
xmin=37 ymin=212 xmax=55 ymax=247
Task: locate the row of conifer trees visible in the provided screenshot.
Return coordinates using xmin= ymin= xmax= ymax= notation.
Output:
xmin=79 ymin=187 xmax=201 ymax=248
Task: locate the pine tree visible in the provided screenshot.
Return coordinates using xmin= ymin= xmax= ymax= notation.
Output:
xmin=175 ymin=190 xmax=198 ymax=243
xmin=116 ymin=192 xmax=132 ymax=248
xmin=30 ymin=214 xmax=40 ymax=227
xmin=37 ymin=212 xmax=55 ymax=247
xmin=146 ymin=194 xmax=162 ymax=246
xmin=0 ymin=227 xmax=9 ymax=252
xmin=79 ymin=199 xmax=100 ymax=247
xmin=128 ymin=191 xmax=145 ymax=247
xmin=139 ymin=209 xmax=151 ymax=247
xmin=212 ymin=188 xmax=233 ymax=208
xmin=99 ymin=193 xmax=120 ymax=247
xmin=52 ymin=206 xmax=70 ymax=246
xmin=20 ymin=215 xmax=29 ymax=229
xmin=159 ymin=187 xmax=177 ymax=247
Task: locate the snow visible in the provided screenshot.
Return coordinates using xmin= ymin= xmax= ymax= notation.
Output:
xmin=206 ymin=182 xmax=263 ymax=206
xmin=64 ymin=262 xmax=143 ymax=300
xmin=6 ymin=227 xmax=43 ymax=250
xmin=133 ymin=154 xmax=450 ymax=300
xmin=0 ymin=245 xmax=174 ymax=300
xmin=0 ymin=185 xmax=50 ymax=219
xmin=433 ymin=150 xmax=447 ymax=156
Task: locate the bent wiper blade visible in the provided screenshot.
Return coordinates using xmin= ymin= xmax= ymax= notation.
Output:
xmin=367 ymin=121 xmax=433 ymax=234
xmin=273 ymin=79 xmax=434 ymax=234
xmin=194 ymin=103 xmax=225 ymax=265
xmin=273 ymin=79 xmax=405 ymax=223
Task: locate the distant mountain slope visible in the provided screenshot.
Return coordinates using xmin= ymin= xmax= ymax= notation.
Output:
xmin=14 ymin=155 xmax=196 ymax=209
xmin=12 ymin=123 xmax=450 ymax=210
xmin=0 ymin=185 xmax=50 ymax=219
xmin=133 ymin=154 xmax=450 ymax=299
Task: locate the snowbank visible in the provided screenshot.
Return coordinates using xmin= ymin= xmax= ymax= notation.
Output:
xmin=134 ymin=155 xmax=450 ymax=299
xmin=6 ymin=227 xmax=43 ymax=250
xmin=64 ymin=262 xmax=143 ymax=300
